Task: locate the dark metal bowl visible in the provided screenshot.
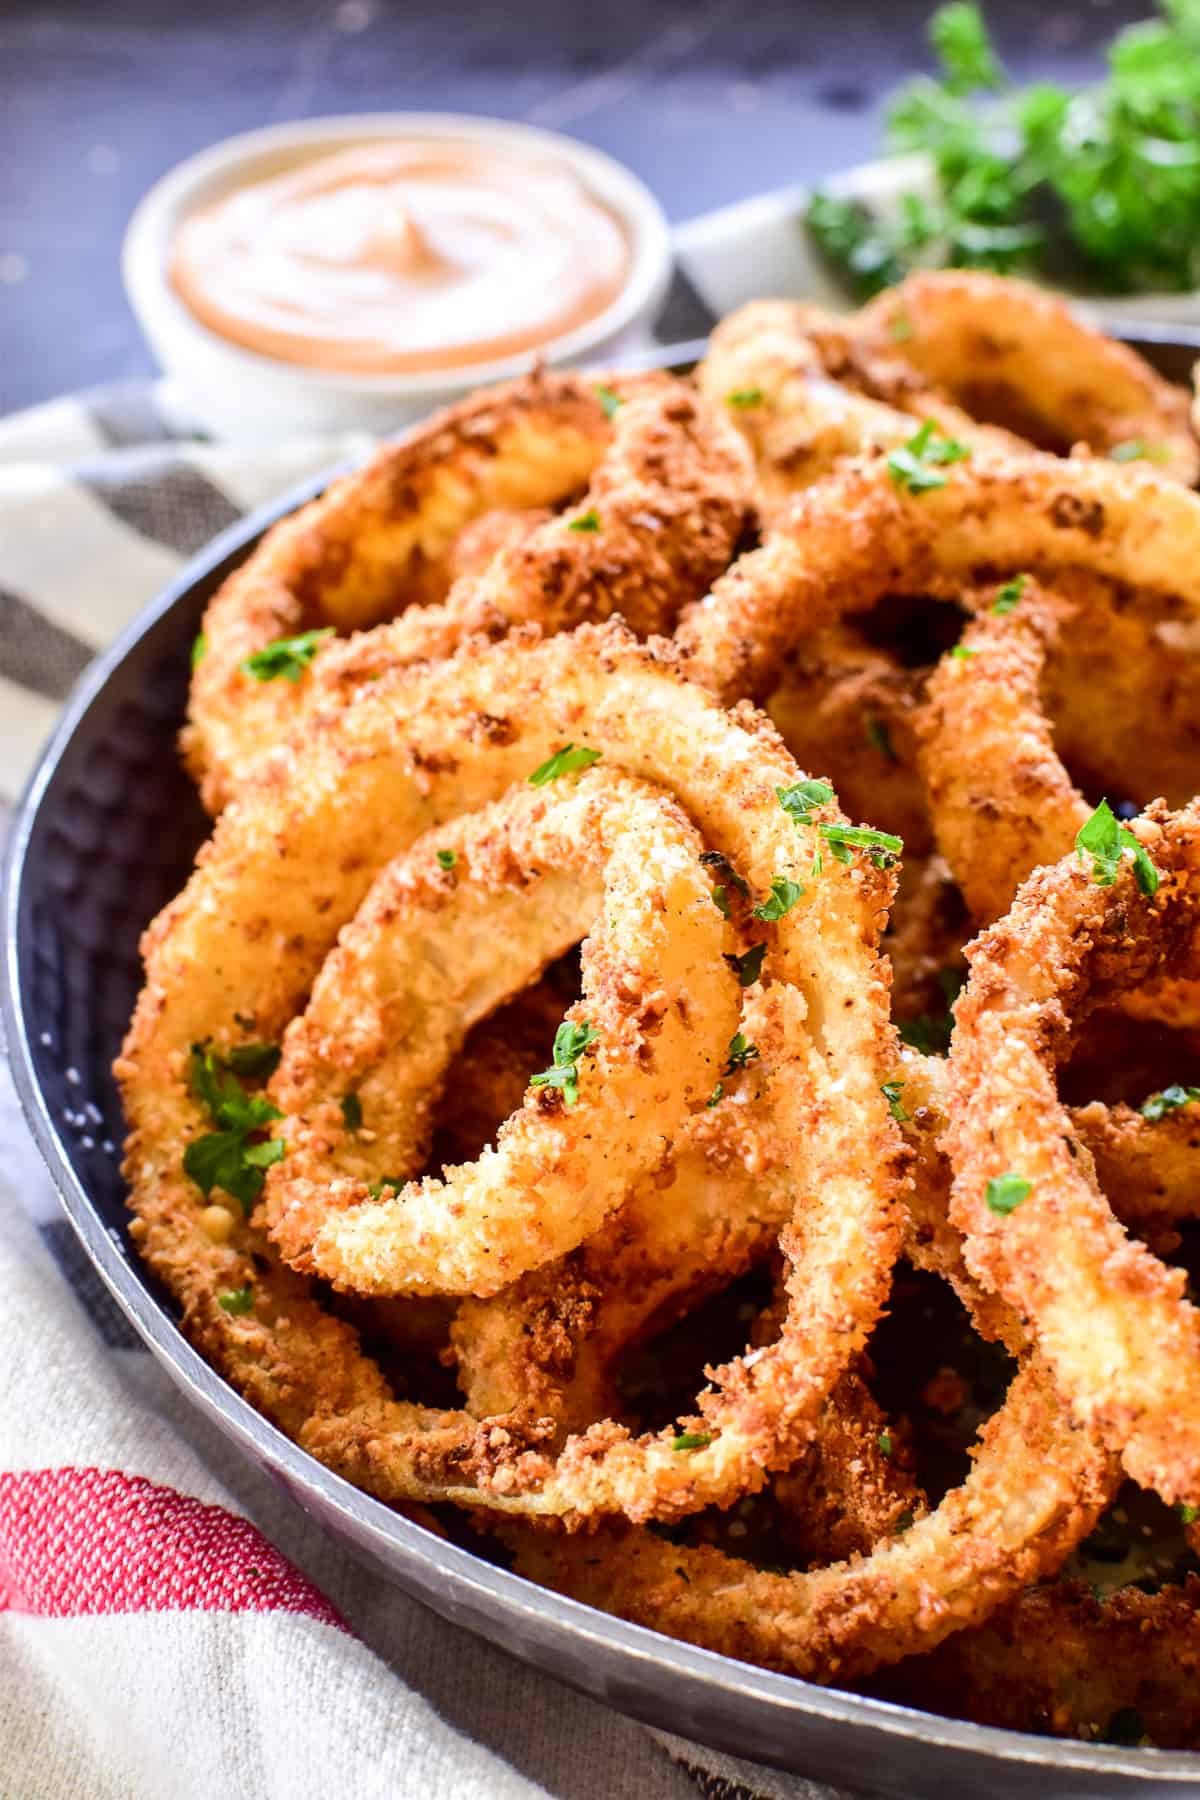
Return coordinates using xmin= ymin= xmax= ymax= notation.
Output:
xmin=7 ymin=355 xmax=1200 ymax=1795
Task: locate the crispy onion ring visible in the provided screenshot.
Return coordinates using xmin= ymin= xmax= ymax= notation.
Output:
xmin=507 ymin=1357 xmax=1114 ymax=1683
xmin=875 ymin=1578 xmax=1200 ymax=1748
xmin=264 ymin=769 xmax=740 ymax=1296
xmin=676 ymin=450 xmax=1200 ymax=706
xmin=859 ymin=271 xmax=1199 ymax=483
xmin=185 ymin=373 xmax=750 ymax=812
xmin=698 ymin=298 xmax=1019 ymax=513
xmin=765 ymin=620 xmax=933 ymax=858
xmin=947 ymin=804 xmax=1200 ymax=1506
xmin=917 ymin=578 xmax=1200 ymax=928
xmin=118 ymin=622 xmax=903 ymax=1522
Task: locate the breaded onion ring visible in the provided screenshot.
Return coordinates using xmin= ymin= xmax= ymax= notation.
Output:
xmin=118 ymin=622 xmax=903 ymax=1522
xmin=698 ymin=298 xmax=1018 ymax=513
xmin=264 ymin=769 xmax=739 ymax=1296
xmin=184 ymin=370 xmax=611 ymax=813
xmin=859 ymin=271 xmax=1199 ymax=483
xmin=947 ymin=804 xmax=1200 ymax=1506
xmin=677 ymin=450 xmax=1200 ymax=706
xmin=185 ymin=373 xmax=750 ymax=812
xmin=508 ymin=1356 xmax=1114 ymax=1682
xmin=875 ymin=1578 xmax=1200 ymax=1748
xmin=918 ymin=578 xmax=1200 ymax=928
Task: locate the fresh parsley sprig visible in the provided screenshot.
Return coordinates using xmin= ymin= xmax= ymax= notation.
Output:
xmin=807 ymin=0 xmax=1200 ymax=300
xmin=986 ymin=1172 xmax=1032 ymax=1216
xmin=1141 ymin=1084 xmax=1200 ymax=1121
xmin=1075 ymin=799 xmax=1160 ymax=896
xmin=530 ymin=1019 xmax=600 ymax=1109
xmin=887 ymin=421 xmax=971 ymax=495
xmin=241 ymin=628 xmax=334 ymax=683
xmin=528 ymin=744 xmax=602 ymax=786
xmin=184 ymin=1041 xmax=285 ymax=1213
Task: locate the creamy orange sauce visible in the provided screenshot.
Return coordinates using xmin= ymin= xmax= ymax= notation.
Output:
xmin=170 ymin=140 xmax=632 ymax=375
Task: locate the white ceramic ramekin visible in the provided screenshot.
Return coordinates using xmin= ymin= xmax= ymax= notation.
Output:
xmin=122 ymin=114 xmax=673 ymax=442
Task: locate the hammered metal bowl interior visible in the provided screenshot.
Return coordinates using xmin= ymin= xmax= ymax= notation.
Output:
xmin=7 ymin=347 xmax=1200 ymax=1795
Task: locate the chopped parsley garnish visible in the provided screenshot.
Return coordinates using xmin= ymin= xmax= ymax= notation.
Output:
xmin=1105 ymin=1707 xmax=1147 ymax=1747
xmin=878 ymin=1430 xmax=893 ymax=1457
xmin=671 ymin=1431 xmax=713 ymax=1451
xmin=886 ymin=421 xmax=970 ymax=495
xmin=881 ymin=1080 xmax=909 ymax=1124
xmin=528 ymin=744 xmax=602 ymax=786
xmin=992 ymin=573 xmax=1027 ymax=615
xmin=985 ymin=1172 xmax=1032 ymax=1216
xmin=224 ymin=1041 xmax=281 ymax=1080
xmin=894 ymin=1508 xmax=915 ymax=1534
xmin=722 ymin=1033 xmax=760 ymax=1077
xmin=702 ymin=850 xmax=749 ymax=918
xmin=436 ymin=848 xmax=458 ymax=870
xmin=1110 ymin=439 xmax=1170 ymax=464
xmin=898 ymin=964 xmax=964 ymax=1057
xmin=191 ymin=631 xmax=208 ymax=670
xmin=752 ymin=876 xmax=805 ymax=922
xmin=865 ymin=716 xmax=898 ymax=761
xmin=776 ymin=778 xmax=835 ymax=823
xmin=807 ymin=1 xmax=1200 ymax=302
xmin=240 ymin=627 xmax=334 ymax=683
xmin=341 ymin=1092 xmax=363 ymax=1132
xmin=568 ymin=508 xmax=601 ymax=533
xmin=1075 ymin=799 xmax=1160 ymax=897
xmin=726 ymin=387 xmax=764 ymax=409
xmin=949 ymin=643 xmax=976 ymax=660
xmin=367 ymin=1175 xmax=404 ymax=1199
xmin=700 ymin=851 xmax=748 ymax=896
xmin=706 ymin=1082 xmax=724 ymax=1108
xmin=1141 ymin=1084 xmax=1200 ymax=1122
xmin=529 ymin=1019 xmax=600 ymax=1110
xmin=594 ymin=384 xmax=623 ymax=420
xmin=1179 ymin=1502 xmax=1200 ymax=1525
xmin=819 ymin=821 xmax=904 ymax=869
xmin=217 ymin=1288 xmax=254 ymax=1315
xmin=183 ymin=1042 xmax=285 ymax=1214
xmin=725 ymin=943 xmax=767 ymax=988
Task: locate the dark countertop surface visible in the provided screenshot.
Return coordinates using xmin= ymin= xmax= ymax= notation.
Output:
xmin=2 ymin=0 xmax=1147 ymax=415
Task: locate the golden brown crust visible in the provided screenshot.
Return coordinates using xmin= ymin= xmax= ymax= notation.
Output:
xmin=185 ymin=371 xmax=751 ymax=814
xmin=119 ymin=620 xmax=903 ymax=1523
xmin=676 ymin=450 xmax=1200 ymax=705
xmin=860 ymin=270 xmax=1199 ymax=481
xmin=874 ymin=1578 xmax=1200 ymax=1747
xmin=183 ymin=369 xmax=615 ymax=812
xmin=947 ymin=804 xmax=1200 ymax=1505
xmin=698 ymin=297 xmax=1023 ymax=513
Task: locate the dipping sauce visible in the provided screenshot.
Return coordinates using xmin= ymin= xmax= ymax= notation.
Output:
xmin=170 ymin=140 xmax=632 ymax=375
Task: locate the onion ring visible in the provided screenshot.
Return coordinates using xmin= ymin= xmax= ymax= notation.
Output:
xmin=508 ymin=1356 xmax=1114 ymax=1683
xmin=185 ymin=373 xmax=750 ymax=812
xmin=263 ymin=768 xmax=740 ymax=1296
xmin=118 ymin=621 xmax=903 ymax=1522
xmin=917 ymin=577 xmax=1200 ymax=928
xmin=875 ymin=1578 xmax=1200 ymax=1748
xmin=697 ymin=298 xmax=1020 ymax=514
xmin=947 ymin=803 xmax=1200 ymax=1506
xmin=859 ymin=271 xmax=1199 ymax=483
xmin=677 ymin=449 xmax=1200 ymax=707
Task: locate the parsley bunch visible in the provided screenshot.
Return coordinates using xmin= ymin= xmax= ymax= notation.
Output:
xmin=807 ymin=0 xmax=1200 ymax=298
